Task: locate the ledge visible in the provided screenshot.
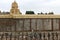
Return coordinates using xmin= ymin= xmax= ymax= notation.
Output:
xmin=0 ymin=14 xmax=60 ymax=18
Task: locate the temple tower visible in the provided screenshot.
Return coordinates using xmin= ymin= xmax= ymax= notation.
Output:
xmin=10 ymin=0 xmax=21 ymax=14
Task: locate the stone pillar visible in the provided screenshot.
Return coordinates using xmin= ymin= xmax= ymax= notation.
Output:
xmin=12 ymin=37 xmax=14 ymax=40
xmin=32 ymin=36 xmax=37 ymax=40
xmin=56 ymin=32 xmax=58 ymax=40
xmin=50 ymin=32 xmax=52 ymax=40
xmin=38 ymin=33 xmax=41 ymax=40
xmin=19 ymin=36 xmax=22 ymax=40
xmin=45 ymin=32 xmax=48 ymax=40
xmin=58 ymin=32 xmax=60 ymax=40
xmin=54 ymin=33 xmax=57 ymax=40
xmin=3 ymin=36 xmax=6 ymax=40
xmin=28 ymin=36 xmax=31 ymax=40
xmin=41 ymin=32 xmax=44 ymax=40
xmin=7 ymin=37 xmax=10 ymax=40
xmin=10 ymin=33 xmax=12 ymax=40
xmin=23 ymin=36 xmax=27 ymax=40
xmin=0 ymin=35 xmax=2 ymax=40
xmin=0 ymin=36 xmax=1 ymax=40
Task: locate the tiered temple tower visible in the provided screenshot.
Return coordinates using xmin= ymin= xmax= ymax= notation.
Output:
xmin=10 ymin=0 xmax=21 ymax=14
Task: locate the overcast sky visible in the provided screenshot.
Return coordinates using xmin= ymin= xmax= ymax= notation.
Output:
xmin=0 ymin=0 xmax=60 ymax=14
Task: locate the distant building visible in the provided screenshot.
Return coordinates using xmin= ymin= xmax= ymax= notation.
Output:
xmin=0 ymin=0 xmax=59 ymax=40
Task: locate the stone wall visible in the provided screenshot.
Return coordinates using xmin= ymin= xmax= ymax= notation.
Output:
xmin=0 ymin=18 xmax=59 ymax=32
xmin=16 ymin=18 xmax=60 ymax=31
xmin=0 ymin=18 xmax=59 ymax=40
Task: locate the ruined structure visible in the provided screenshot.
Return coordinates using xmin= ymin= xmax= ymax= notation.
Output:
xmin=0 ymin=0 xmax=60 ymax=40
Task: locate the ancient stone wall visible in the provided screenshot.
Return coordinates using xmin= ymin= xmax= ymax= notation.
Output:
xmin=0 ymin=18 xmax=59 ymax=40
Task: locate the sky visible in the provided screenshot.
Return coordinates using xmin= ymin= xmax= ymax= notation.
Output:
xmin=0 ymin=0 xmax=60 ymax=15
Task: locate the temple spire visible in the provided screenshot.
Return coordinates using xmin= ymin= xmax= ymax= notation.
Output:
xmin=10 ymin=0 xmax=22 ymax=14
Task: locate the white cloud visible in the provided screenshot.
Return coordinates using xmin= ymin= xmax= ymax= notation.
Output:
xmin=0 ymin=0 xmax=60 ymax=14
xmin=44 ymin=0 xmax=60 ymax=6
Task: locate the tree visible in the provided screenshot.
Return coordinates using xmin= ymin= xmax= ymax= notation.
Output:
xmin=26 ymin=11 xmax=35 ymax=14
xmin=48 ymin=12 xmax=54 ymax=14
